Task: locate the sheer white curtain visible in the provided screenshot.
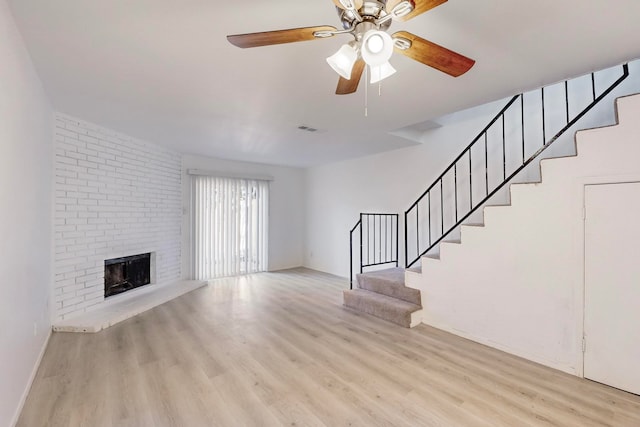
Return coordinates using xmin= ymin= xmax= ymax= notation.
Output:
xmin=191 ymin=175 xmax=269 ymax=279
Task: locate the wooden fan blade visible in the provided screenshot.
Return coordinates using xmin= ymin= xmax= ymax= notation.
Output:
xmin=227 ymin=26 xmax=337 ymax=48
xmin=332 ymin=0 xmax=364 ymax=10
xmin=336 ymin=60 xmax=365 ymax=95
xmin=393 ymin=31 xmax=475 ymax=77
xmin=386 ymin=0 xmax=447 ymax=22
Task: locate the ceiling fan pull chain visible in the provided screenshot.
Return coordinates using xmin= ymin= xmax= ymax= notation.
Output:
xmin=364 ymin=66 xmax=369 ymax=117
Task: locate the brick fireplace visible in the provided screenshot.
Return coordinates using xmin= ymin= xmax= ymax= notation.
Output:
xmin=53 ymin=114 xmax=182 ymax=320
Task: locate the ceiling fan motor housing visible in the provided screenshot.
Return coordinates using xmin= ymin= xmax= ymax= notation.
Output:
xmin=338 ymin=1 xmax=392 ymax=31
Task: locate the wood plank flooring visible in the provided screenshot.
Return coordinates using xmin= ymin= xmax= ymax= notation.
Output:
xmin=17 ymin=268 xmax=640 ymax=426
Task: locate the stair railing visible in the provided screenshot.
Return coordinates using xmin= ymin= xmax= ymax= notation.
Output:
xmin=405 ymin=63 xmax=630 ymax=268
xmin=350 ymin=213 xmax=399 ymax=288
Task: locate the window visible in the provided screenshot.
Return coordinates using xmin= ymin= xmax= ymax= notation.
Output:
xmin=191 ymin=176 xmax=268 ymax=279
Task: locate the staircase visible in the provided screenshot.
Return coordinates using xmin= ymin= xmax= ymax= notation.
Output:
xmin=343 ymin=267 xmax=422 ymax=327
xmin=345 ymin=62 xmax=637 ymax=330
xmin=406 ymin=93 xmax=640 ymax=373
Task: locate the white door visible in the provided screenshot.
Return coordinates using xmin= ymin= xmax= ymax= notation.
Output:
xmin=584 ymin=182 xmax=640 ymax=395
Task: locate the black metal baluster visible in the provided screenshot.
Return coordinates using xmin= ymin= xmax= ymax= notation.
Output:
xmin=372 ymin=215 xmax=376 ymax=265
xmin=384 ymin=215 xmax=388 ymax=263
xmin=565 ymin=80 xmax=570 ymax=124
xmin=521 ymin=93 xmax=525 ymax=164
xmin=591 ymin=72 xmax=596 ymax=101
xmin=350 ymin=223 xmax=354 ymax=288
xmin=367 ymin=214 xmax=370 ymax=266
xmin=359 ymin=214 xmax=363 ymax=274
xmin=469 ymin=149 xmax=473 ymax=210
xmin=440 ymin=179 xmax=444 ymax=236
xmin=403 ymin=211 xmax=408 ymax=268
xmin=416 ymin=205 xmax=419 ymax=259
xmin=376 ymin=215 xmax=379 ymax=264
xmin=384 ymin=216 xmax=393 ymax=264
xmin=395 ymin=215 xmax=399 ymax=267
xmin=376 ymin=215 xmax=378 ymax=264
xmin=502 ymin=114 xmax=506 ymax=180
xmin=454 ymin=163 xmax=458 ymax=222
xmin=378 ymin=215 xmax=381 ymax=264
xmin=485 ymin=132 xmax=489 ymax=196
xmin=384 ymin=216 xmax=393 ymax=257
xmin=389 ymin=215 xmax=392 ymax=263
xmin=428 ymin=192 xmax=431 ymax=246
xmin=542 ymin=86 xmax=546 ymax=146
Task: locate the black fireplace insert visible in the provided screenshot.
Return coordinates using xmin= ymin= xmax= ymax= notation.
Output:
xmin=104 ymin=253 xmax=151 ymax=297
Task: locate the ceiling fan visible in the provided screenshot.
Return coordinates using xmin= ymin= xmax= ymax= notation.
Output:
xmin=227 ymin=0 xmax=475 ymax=95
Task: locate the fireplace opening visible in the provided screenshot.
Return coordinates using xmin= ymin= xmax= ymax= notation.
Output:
xmin=104 ymin=253 xmax=151 ymax=298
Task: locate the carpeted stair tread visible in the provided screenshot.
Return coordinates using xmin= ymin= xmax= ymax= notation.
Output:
xmin=343 ymin=289 xmax=421 ymax=328
xmin=356 ymin=267 xmax=421 ymax=305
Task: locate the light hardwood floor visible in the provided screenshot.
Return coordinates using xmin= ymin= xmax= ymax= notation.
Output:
xmin=18 ymin=268 xmax=640 ymax=426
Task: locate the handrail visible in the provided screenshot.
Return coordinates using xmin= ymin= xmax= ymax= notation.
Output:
xmin=349 ymin=213 xmax=399 ymax=288
xmin=405 ymin=63 xmax=630 ymax=268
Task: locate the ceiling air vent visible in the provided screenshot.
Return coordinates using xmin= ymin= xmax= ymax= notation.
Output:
xmin=297 ymin=125 xmax=318 ymax=132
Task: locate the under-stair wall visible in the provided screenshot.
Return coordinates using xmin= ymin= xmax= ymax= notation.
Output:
xmin=406 ymin=93 xmax=640 ymax=375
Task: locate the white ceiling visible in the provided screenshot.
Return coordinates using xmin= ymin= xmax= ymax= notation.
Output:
xmin=9 ymin=0 xmax=640 ymax=167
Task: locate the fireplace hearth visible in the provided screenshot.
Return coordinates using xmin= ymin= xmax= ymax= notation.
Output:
xmin=104 ymin=253 xmax=152 ymax=298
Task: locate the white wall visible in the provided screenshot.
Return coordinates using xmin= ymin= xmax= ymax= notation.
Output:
xmin=305 ymin=61 xmax=640 ymax=278
xmin=0 ymin=1 xmax=53 ymax=425
xmin=305 ymin=99 xmax=508 ymax=277
xmin=182 ymin=155 xmax=305 ymax=276
xmin=53 ymin=114 xmax=183 ymax=321
xmin=406 ymin=93 xmax=640 ymax=375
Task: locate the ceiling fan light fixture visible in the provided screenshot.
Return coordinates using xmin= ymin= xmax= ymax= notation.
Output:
xmin=227 ymin=0 xmax=475 ymax=95
xmin=370 ymin=61 xmax=396 ymax=84
xmin=361 ymin=30 xmax=394 ymax=66
xmin=326 ymin=43 xmax=358 ymax=79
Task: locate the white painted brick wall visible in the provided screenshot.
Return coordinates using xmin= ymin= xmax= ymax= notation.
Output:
xmin=53 ymin=113 xmax=182 ymax=320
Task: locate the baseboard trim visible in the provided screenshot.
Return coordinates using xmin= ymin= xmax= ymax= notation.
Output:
xmin=10 ymin=327 xmax=52 ymax=427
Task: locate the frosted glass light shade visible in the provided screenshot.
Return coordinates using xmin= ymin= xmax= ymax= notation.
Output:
xmin=326 ymin=44 xmax=358 ymax=79
xmin=370 ymin=62 xmax=396 ymax=84
xmin=361 ymin=30 xmax=394 ymax=66
xmin=366 ymin=34 xmax=384 ymax=53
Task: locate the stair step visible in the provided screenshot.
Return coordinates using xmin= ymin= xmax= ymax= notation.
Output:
xmin=343 ymin=289 xmax=422 ymax=328
xmin=407 ymin=265 xmax=422 ymax=274
xmin=356 ymin=267 xmax=421 ymax=305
